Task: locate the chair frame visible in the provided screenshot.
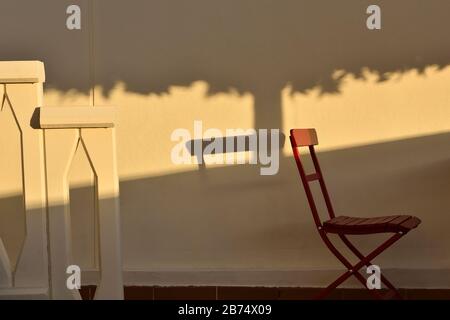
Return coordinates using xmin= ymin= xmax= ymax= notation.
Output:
xmin=289 ymin=129 xmax=409 ymax=300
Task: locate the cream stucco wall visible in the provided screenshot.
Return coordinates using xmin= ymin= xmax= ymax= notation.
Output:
xmin=1 ymin=0 xmax=449 ymax=287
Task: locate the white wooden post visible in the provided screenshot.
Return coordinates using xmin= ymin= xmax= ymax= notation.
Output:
xmin=0 ymin=61 xmax=49 ymax=299
xmin=35 ymin=106 xmax=123 ymax=300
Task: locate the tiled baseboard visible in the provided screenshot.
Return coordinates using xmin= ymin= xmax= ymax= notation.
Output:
xmin=80 ymin=269 xmax=450 ymax=300
xmin=79 ymin=286 xmax=450 ymax=300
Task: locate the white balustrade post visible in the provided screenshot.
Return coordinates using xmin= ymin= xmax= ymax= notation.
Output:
xmin=35 ymin=106 xmax=123 ymax=300
xmin=0 ymin=61 xmax=49 ymax=299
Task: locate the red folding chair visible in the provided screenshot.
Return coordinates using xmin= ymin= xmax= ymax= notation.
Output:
xmin=289 ymin=129 xmax=421 ymax=300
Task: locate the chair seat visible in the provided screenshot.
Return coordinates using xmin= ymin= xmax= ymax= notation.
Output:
xmin=323 ymin=215 xmax=421 ymax=235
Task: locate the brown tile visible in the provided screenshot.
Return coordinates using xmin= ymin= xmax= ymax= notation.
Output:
xmin=279 ymin=287 xmax=341 ymax=300
xmin=124 ymin=286 xmax=154 ymax=300
xmin=218 ymin=287 xmax=279 ymax=300
xmin=405 ymin=289 xmax=450 ymax=300
xmin=154 ymin=286 xmax=217 ymax=300
xmin=79 ymin=285 xmax=97 ymax=300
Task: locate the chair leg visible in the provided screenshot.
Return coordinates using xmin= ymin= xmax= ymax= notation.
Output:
xmin=315 ymin=232 xmax=403 ymax=300
xmin=315 ymin=268 xmax=383 ymax=300
xmin=339 ymin=234 xmax=403 ymax=299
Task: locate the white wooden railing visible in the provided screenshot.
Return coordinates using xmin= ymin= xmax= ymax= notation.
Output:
xmin=0 ymin=61 xmax=123 ymax=300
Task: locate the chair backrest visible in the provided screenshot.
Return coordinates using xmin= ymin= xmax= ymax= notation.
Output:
xmin=289 ymin=129 xmax=335 ymax=228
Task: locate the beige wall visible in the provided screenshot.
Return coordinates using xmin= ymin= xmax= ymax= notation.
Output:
xmin=1 ymin=0 xmax=450 ymax=287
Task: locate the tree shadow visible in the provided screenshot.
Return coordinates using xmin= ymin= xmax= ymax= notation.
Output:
xmin=2 ymin=0 xmax=450 ymax=129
